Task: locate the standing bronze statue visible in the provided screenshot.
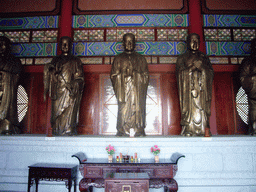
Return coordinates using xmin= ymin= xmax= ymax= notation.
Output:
xmin=111 ymin=33 xmax=149 ymax=137
xmin=44 ymin=36 xmax=84 ymax=136
xmin=0 ymin=36 xmax=23 ymax=135
xmin=240 ymin=38 xmax=256 ymax=135
xmin=176 ymin=33 xmax=214 ymax=136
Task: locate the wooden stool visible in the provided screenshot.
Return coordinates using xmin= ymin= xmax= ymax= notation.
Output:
xmin=28 ymin=163 xmax=77 ymax=192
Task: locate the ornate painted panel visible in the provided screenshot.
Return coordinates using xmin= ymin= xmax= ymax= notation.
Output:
xmin=206 ymin=42 xmax=250 ymax=56
xmin=12 ymin=43 xmax=57 ymax=57
xmin=0 ymin=16 xmax=58 ymax=30
xmin=0 ymin=30 xmax=58 ymax=43
xmin=204 ymin=15 xmax=256 ymax=56
xmin=73 ymin=14 xmax=189 ymax=28
xmin=204 ymin=15 xmax=256 ymax=27
xmin=73 ymin=41 xmax=186 ymax=56
xmin=74 ymin=28 xmax=188 ymax=42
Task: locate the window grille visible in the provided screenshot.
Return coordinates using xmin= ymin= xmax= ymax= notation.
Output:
xmin=17 ymin=85 xmax=28 ymax=123
xmin=236 ymin=86 xmax=248 ymax=125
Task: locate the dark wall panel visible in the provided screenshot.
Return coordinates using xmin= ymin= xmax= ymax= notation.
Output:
xmin=77 ymin=73 xmax=100 ymax=135
xmin=0 ymin=0 xmax=60 ymax=17
xmin=202 ymin=0 xmax=256 ymax=14
xmin=214 ymin=72 xmax=236 ymax=135
xmin=161 ymin=73 xmax=181 ymax=135
xmin=74 ymin=0 xmax=188 ymax=14
xmin=22 ymin=73 xmax=46 ymax=134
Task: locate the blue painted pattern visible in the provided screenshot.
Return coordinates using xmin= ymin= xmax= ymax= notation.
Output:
xmin=73 ymin=14 xmax=189 ymax=28
xmin=12 ymin=41 xmax=250 ymax=57
xmin=206 ymin=42 xmax=251 ymax=56
xmin=72 ymin=41 xmax=187 ymax=56
xmin=0 ymin=16 xmax=58 ymax=30
xmin=204 ymin=15 xmax=256 ymax=27
xmin=12 ymin=43 xmax=57 ymax=57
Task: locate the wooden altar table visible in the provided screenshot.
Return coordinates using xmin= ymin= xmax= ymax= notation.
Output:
xmin=72 ymin=152 xmax=184 ymax=192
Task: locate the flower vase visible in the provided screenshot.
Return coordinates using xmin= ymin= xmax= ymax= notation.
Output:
xmin=154 ymin=155 xmax=159 ymax=163
xmin=108 ymin=155 xmax=113 ymax=162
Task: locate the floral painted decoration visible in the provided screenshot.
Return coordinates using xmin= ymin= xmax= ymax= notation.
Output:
xmin=151 ymin=145 xmax=160 ymax=156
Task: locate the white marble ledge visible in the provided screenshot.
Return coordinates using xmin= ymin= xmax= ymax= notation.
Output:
xmin=1 ymin=135 xmax=255 ymax=158
xmin=1 ymin=134 xmax=256 ymax=142
xmin=0 ymin=135 xmax=256 ymax=192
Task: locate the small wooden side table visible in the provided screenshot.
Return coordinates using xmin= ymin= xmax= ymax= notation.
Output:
xmin=28 ymin=163 xmax=78 ymax=192
xmin=104 ymin=172 xmax=150 ymax=192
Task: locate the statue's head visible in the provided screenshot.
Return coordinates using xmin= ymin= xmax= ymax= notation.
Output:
xmin=123 ymin=33 xmax=136 ymax=54
xmin=251 ymin=38 xmax=256 ymax=55
xmin=0 ymin=36 xmax=11 ymax=56
xmin=59 ymin=36 xmax=72 ymax=55
xmin=187 ymin=33 xmax=200 ymax=52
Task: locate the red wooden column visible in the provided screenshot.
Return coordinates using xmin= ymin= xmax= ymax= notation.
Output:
xmin=58 ymin=0 xmax=73 ymax=53
xmin=46 ymin=0 xmax=73 ymax=136
xmin=188 ymin=0 xmax=206 ymax=53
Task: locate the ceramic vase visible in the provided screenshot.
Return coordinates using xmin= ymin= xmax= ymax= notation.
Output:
xmin=154 ymin=155 xmax=159 ymax=163
xmin=108 ymin=155 xmax=113 ymax=162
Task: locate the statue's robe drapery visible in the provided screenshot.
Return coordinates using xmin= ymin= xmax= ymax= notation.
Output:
xmin=0 ymin=54 xmax=22 ymax=134
xmin=110 ymin=51 xmax=149 ymax=135
xmin=44 ymin=55 xmax=84 ymax=135
xmin=240 ymin=55 xmax=256 ymax=134
xmin=176 ymin=50 xmax=214 ymax=136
